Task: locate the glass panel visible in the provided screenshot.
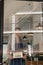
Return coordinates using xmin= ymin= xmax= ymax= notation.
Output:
xmin=3 ymin=44 xmax=8 ymax=62
xmin=15 ymin=14 xmax=42 ymax=31
xmin=4 ymin=0 xmax=42 ymax=65
xmin=4 ymin=1 xmax=42 ymax=31
xmin=3 ymin=32 xmax=43 ymax=64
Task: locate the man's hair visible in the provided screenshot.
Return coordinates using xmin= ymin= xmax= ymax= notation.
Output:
xmin=15 ymin=27 xmax=21 ymax=30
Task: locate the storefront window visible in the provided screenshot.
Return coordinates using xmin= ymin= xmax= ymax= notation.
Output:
xmin=3 ymin=1 xmax=43 ymax=65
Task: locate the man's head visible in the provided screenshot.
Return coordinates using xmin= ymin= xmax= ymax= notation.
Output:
xmin=15 ymin=27 xmax=21 ymax=31
xmin=15 ymin=27 xmax=21 ymax=36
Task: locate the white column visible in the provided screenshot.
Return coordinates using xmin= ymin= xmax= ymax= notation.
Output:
xmin=12 ymin=15 xmax=15 ymax=51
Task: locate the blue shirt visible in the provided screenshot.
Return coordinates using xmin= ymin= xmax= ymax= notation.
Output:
xmin=15 ymin=43 xmax=23 ymax=50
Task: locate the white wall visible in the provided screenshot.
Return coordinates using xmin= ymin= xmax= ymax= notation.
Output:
xmin=33 ymin=33 xmax=42 ymax=52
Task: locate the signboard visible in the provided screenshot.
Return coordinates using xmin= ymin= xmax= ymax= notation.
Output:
xmin=13 ymin=52 xmax=23 ymax=58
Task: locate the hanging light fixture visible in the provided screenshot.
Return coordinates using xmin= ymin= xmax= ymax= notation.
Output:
xmin=23 ymin=36 xmax=27 ymax=40
xmin=36 ymin=23 xmax=42 ymax=30
xmin=27 ymin=33 xmax=33 ymax=36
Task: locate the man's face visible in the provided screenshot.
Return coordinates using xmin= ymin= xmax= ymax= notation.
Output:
xmin=15 ymin=28 xmax=21 ymax=36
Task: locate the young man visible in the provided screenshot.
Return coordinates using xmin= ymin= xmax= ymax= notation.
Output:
xmin=7 ymin=27 xmax=26 ymax=65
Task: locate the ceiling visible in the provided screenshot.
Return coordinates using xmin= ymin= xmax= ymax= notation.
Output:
xmin=4 ymin=0 xmax=42 ymax=31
